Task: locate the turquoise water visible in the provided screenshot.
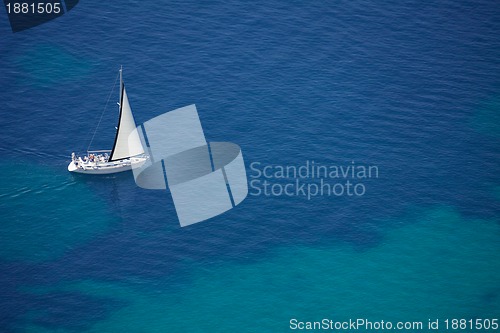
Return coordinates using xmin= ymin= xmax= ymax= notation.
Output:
xmin=0 ymin=163 xmax=114 ymax=262
xmin=19 ymin=207 xmax=500 ymax=332
xmin=1 ymin=0 xmax=499 ymax=332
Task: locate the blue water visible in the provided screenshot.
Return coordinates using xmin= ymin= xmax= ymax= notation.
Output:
xmin=1 ymin=1 xmax=499 ymax=332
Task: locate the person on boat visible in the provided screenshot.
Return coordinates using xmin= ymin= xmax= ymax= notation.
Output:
xmin=72 ymin=152 xmax=79 ymax=167
xmin=89 ymin=154 xmax=94 ymax=162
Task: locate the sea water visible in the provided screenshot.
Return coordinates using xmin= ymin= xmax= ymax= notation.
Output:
xmin=0 ymin=1 xmax=499 ymax=332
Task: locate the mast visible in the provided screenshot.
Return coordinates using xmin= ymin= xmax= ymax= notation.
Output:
xmin=119 ymin=65 xmax=123 ymax=111
xmin=109 ymin=66 xmax=125 ymax=162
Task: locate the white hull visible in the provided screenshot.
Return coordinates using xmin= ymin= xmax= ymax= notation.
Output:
xmin=68 ymin=156 xmax=147 ymax=175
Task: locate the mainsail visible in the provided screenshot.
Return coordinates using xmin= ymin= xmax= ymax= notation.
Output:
xmin=109 ymin=70 xmax=144 ymax=162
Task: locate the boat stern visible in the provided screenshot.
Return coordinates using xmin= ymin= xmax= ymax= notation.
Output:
xmin=67 ymin=161 xmax=78 ymax=172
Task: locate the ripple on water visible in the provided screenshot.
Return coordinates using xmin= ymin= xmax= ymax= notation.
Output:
xmin=0 ymin=162 xmax=116 ymax=262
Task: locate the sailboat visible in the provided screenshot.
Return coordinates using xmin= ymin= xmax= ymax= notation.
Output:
xmin=68 ymin=67 xmax=147 ymax=174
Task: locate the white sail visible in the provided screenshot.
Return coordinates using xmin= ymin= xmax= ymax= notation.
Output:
xmin=109 ymin=85 xmax=144 ymax=161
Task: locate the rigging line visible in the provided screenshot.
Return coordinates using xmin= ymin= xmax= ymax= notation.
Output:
xmin=85 ymin=71 xmax=120 ymax=152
